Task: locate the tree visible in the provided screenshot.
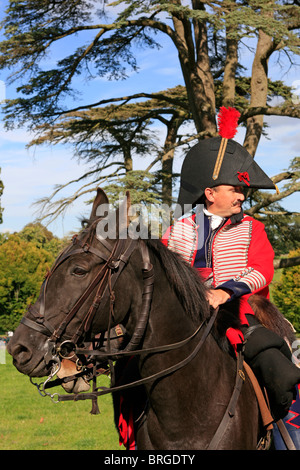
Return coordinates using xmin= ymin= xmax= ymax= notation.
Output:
xmin=29 ymin=85 xmax=190 ymax=214
xmin=18 ymin=221 xmax=67 ymax=253
xmin=0 ymin=225 xmax=66 ymax=332
xmin=0 ymin=1 xmax=299 ymax=235
xmin=272 ymin=248 xmax=300 ymax=333
xmin=244 ymin=157 xmax=300 ymax=255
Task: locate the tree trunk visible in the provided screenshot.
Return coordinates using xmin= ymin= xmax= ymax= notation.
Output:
xmin=222 ymin=30 xmax=238 ymax=108
xmin=171 ymin=0 xmax=216 ymax=135
xmin=161 ymin=116 xmax=184 ymax=205
xmin=122 ymin=144 xmax=133 ymax=172
xmin=244 ymin=18 xmax=275 ymax=156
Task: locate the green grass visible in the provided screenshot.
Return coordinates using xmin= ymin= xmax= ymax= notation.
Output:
xmin=0 ymin=352 xmax=121 ymax=450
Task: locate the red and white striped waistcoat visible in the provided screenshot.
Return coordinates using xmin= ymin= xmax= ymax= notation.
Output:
xmin=162 ymin=212 xmax=274 ymax=324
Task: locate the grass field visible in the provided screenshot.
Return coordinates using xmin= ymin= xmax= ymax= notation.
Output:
xmin=0 ymin=352 xmax=121 ymax=450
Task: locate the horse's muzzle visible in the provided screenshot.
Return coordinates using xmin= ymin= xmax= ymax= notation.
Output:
xmin=7 ymin=340 xmax=32 ymax=370
xmin=7 ymin=332 xmax=53 ymax=377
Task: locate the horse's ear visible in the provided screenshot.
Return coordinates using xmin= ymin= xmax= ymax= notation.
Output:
xmin=90 ymin=188 xmax=109 ymax=219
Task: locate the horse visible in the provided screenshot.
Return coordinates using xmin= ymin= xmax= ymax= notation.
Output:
xmin=8 ymin=188 xmax=266 ymax=450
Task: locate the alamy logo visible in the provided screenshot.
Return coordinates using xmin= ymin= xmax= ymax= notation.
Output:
xmin=94 ymin=197 xmax=206 ymax=249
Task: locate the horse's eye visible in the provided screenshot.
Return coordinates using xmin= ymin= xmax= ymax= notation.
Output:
xmin=72 ymin=266 xmax=88 ymax=277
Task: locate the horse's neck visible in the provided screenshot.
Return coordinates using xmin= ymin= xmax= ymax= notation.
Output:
xmin=143 ymin=263 xmax=208 ymax=350
xmin=141 ymin=259 xmax=234 ymax=369
xmin=140 ymin=272 xmax=235 ymax=412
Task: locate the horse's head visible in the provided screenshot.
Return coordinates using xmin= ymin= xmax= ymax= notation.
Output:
xmin=7 ymin=188 xmax=146 ymax=379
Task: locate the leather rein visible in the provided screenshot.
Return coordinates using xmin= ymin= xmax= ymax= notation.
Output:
xmin=20 ymin=228 xmax=251 ymax=449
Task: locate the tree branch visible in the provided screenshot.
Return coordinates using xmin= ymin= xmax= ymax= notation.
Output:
xmin=51 ymin=89 xmax=190 ymax=119
xmin=274 ymin=256 xmax=300 ymax=269
xmin=245 ymin=182 xmax=300 ymax=216
xmin=240 ymin=104 xmax=300 ymax=122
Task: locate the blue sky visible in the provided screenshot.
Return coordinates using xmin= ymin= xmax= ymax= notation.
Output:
xmin=0 ymin=1 xmax=299 ymax=238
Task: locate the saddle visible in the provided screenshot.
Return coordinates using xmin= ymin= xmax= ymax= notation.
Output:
xmin=244 ymin=361 xmax=297 ymax=450
xmin=219 ymin=295 xmax=300 ymax=450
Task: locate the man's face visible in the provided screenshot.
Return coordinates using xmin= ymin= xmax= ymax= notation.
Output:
xmin=204 ymin=185 xmax=245 ymax=217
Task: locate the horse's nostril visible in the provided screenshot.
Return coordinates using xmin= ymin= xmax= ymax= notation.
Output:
xmin=11 ymin=343 xmax=32 ymax=365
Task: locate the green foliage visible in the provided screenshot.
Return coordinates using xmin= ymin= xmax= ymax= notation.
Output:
xmin=272 ymin=248 xmax=300 ymax=333
xmin=104 ymin=170 xmax=163 ymax=206
xmin=263 ymin=211 xmax=299 ymax=256
xmin=18 ymin=222 xmax=67 ymax=254
xmin=0 ymin=224 xmax=66 ymax=332
xmin=245 ymin=157 xmax=300 ymax=256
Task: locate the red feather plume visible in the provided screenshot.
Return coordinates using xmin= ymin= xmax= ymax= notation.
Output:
xmin=217 ymin=106 xmax=240 ymax=139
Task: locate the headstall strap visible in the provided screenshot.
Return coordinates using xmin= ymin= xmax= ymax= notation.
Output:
xmin=48 ymin=235 xmax=122 ymax=344
xmin=21 ymin=229 xmax=141 ymax=357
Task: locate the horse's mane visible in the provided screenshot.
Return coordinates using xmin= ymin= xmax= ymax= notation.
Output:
xmin=144 ymin=239 xmax=242 ymax=353
xmin=82 ymin=215 xmax=237 ymax=331
xmin=82 ymin=217 xmax=239 ymax=352
xmin=249 ymin=295 xmax=296 ymax=345
xmin=80 ymin=217 xmax=211 ymax=325
xmin=145 ymin=238 xmax=211 ymax=324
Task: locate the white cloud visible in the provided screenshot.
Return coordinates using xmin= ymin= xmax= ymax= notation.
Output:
xmin=0 ymin=128 xmax=93 ymax=236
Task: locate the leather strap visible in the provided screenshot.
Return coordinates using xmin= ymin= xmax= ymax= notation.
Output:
xmin=276 ymin=418 xmax=297 ymax=450
xmin=54 ymin=308 xmax=220 ymax=403
xmin=243 ymin=361 xmax=274 ymax=431
xmin=206 ymin=351 xmax=245 ymax=449
xmin=243 ymin=324 xmax=264 ymax=340
xmin=243 ymin=362 xmax=298 ymax=450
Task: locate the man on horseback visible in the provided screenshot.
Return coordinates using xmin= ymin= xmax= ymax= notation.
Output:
xmin=162 ymin=107 xmax=300 ymax=425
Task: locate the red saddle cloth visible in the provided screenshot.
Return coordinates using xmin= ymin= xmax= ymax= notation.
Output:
xmin=118 ymin=395 xmax=136 ymax=450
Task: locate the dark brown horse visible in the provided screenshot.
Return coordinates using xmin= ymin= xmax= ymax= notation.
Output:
xmin=8 ymin=188 xmax=263 ymax=450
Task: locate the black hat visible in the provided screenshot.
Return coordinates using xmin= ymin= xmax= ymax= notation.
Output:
xmin=175 ymin=108 xmax=276 ymax=218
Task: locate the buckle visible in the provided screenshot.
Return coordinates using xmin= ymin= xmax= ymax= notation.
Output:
xmin=108 ymin=259 xmax=120 ymax=270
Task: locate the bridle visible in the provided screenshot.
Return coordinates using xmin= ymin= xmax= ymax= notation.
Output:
xmin=20 ymin=224 xmax=251 ymax=449
xmin=21 ymin=224 xmax=218 ymax=401
xmin=21 ymin=226 xmax=154 ymax=367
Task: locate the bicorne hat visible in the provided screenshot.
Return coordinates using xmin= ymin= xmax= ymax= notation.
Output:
xmin=175 ymin=107 xmax=276 ymax=218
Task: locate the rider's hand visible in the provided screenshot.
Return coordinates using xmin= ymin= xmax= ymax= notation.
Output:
xmin=206 ymin=288 xmax=232 ymax=309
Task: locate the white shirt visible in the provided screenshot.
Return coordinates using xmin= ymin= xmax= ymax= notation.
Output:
xmin=203 ymin=208 xmax=225 ymax=231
